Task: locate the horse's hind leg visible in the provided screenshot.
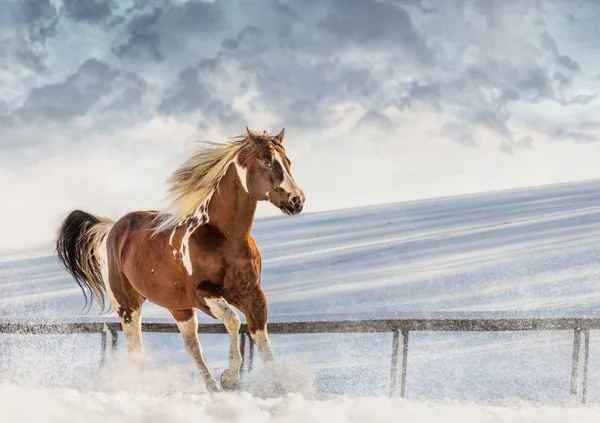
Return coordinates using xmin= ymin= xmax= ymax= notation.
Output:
xmin=169 ymin=308 xmax=220 ymax=393
xmin=204 ymin=297 xmax=242 ymax=391
xmin=106 ymin=294 xmax=147 ymax=372
xmin=102 ymin=256 xmax=147 ymax=372
xmin=116 ymin=304 xmax=146 ymax=372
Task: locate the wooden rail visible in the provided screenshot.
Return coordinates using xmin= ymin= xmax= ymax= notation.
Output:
xmin=0 ymin=318 xmax=594 ymax=403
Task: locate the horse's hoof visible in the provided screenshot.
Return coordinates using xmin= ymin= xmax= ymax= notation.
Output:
xmin=206 ymin=379 xmax=222 ymax=394
xmin=220 ymin=369 xmax=240 ymax=391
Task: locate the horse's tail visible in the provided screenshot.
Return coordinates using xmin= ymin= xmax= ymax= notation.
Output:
xmin=55 ymin=210 xmax=115 ymax=313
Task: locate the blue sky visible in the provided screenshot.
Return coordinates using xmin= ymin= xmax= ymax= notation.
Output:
xmin=1 ymin=0 xmax=600 ymax=251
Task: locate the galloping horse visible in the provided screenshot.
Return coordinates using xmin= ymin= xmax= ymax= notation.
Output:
xmin=55 ymin=127 xmax=305 ymax=392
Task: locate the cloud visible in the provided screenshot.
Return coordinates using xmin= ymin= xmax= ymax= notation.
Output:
xmin=498 ymin=134 xmax=535 ymax=155
xmin=355 ymin=110 xmax=394 ymax=130
xmin=112 ymin=0 xmax=223 ymax=62
xmin=12 ymin=58 xmax=147 ymax=125
xmin=111 ymin=7 xmax=164 ymax=61
xmin=1 ymin=0 xmax=600 ymax=250
xmin=158 ymin=61 xmax=244 ymax=128
xmin=318 ymin=0 xmax=434 ymax=64
xmin=516 ymin=135 xmax=534 ymax=149
xmin=61 ymin=0 xmax=117 ymax=24
xmin=546 ymin=126 xmax=599 ymax=144
xmin=540 ymin=31 xmax=581 ymax=73
xmin=1 ymin=0 xmax=59 ymax=72
xmin=557 ymin=54 xmax=580 ymax=72
xmin=6 ymin=0 xmax=593 ymax=140
xmin=540 ymin=31 xmax=559 ymax=55
xmin=441 ymin=122 xmax=477 ymax=147
xmin=396 ymin=81 xmax=442 ymax=112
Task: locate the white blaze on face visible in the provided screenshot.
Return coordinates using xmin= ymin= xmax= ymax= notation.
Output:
xmin=274 ymin=152 xmax=298 ymax=193
xmin=235 ymin=156 xmax=249 ymax=193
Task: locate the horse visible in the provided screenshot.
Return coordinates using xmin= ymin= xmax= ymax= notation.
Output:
xmin=55 ymin=127 xmax=305 ymax=392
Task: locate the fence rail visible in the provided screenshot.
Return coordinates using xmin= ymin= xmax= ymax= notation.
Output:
xmin=0 ymin=318 xmax=595 ymax=403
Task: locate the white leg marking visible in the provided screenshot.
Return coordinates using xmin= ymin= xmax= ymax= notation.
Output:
xmin=206 ymin=298 xmax=242 ymax=384
xmin=122 ymin=308 xmax=147 ymax=372
xmin=251 ymin=329 xmax=275 ymax=362
xmin=99 ymin=238 xmax=146 ymax=371
xmin=176 ymin=312 xmax=221 ymax=393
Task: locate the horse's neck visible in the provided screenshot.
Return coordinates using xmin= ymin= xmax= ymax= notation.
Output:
xmin=205 ymin=163 xmax=257 ymax=243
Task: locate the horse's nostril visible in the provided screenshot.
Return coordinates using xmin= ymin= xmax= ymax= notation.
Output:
xmin=290 ymin=195 xmax=300 ymax=206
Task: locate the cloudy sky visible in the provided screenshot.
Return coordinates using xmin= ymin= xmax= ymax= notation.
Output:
xmin=2 ymin=0 xmax=600 ymax=252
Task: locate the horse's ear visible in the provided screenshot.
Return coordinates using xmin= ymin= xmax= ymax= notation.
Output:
xmin=275 ymin=127 xmax=285 ymax=143
xmin=246 ymin=126 xmax=259 ymax=145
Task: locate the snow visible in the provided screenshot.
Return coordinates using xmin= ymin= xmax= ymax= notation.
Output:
xmin=1 ymin=180 xmax=600 ymax=421
xmin=2 ymin=383 xmax=600 ymax=423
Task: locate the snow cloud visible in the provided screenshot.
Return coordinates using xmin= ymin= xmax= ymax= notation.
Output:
xmin=2 ymin=0 xmax=600 ymax=251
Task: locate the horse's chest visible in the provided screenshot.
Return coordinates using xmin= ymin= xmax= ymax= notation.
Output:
xmin=187 ymin=230 xmax=260 ymax=289
xmin=229 ymin=257 xmax=259 ymax=281
xmin=189 ymin=253 xmax=226 ymax=283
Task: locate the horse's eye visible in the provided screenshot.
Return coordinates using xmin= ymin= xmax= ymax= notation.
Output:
xmin=264 ymin=160 xmax=273 ymax=169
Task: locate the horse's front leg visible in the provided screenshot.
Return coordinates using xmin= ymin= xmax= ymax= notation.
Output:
xmin=204 ymin=297 xmax=243 ymax=390
xmin=168 ymin=308 xmax=221 ymax=393
xmin=237 ymin=287 xmax=275 ymax=362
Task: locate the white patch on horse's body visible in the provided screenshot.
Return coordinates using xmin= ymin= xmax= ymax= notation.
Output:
xmin=235 ymin=156 xmax=249 ymax=193
xmin=175 ymin=312 xmax=220 ymax=393
xmin=152 ymin=140 xmax=244 ymax=234
xmin=180 ymin=228 xmax=196 ymax=276
xmin=205 ymin=297 xmax=242 ymax=385
xmin=171 ymin=157 xmax=250 ymax=275
xmin=169 ymin=227 xmax=176 ymax=247
xmin=178 ymin=200 xmax=210 ymax=276
xmin=251 ymin=329 xmax=275 ymax=362
xmin=274 ymin=152 xmax=298 ymax=192
xmin=169 ymin=226 xmax=181 ymax=260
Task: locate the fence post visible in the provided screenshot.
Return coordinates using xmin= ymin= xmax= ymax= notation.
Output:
xmin=0 ymin=318 xmax=593 ymax=402
xmin=389 ymin=329 xmax=400 ymax=396
xmin=582 ymin=329 xmax=590 ymax=404
xmin=401 ymin=330 xmax=409 ymax=398
xmin=240 ymin=331 xmax=246 ymax=375
xmin=570 ymin=328 xmax=582 ymax=399
xmin=100 ymin=323 xmax=108 ymax=368
xmin=248 ymin=335 xmax=254 ymax=372
xmin=108 ymin=326 xmax=118 ymax=353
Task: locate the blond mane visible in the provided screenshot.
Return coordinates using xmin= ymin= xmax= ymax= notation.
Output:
xmin=153 ymin=137 xmax=248 ymax=232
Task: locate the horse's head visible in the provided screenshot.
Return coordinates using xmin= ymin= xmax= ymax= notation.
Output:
xmin=237 ymin=127 xmax=305 ymax=216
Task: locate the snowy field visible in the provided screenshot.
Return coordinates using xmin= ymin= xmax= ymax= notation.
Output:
xmin=2 ymin=180 xmax=600 ymax=421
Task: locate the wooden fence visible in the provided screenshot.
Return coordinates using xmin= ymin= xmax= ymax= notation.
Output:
xmin=0 ymin=317 xmax=595 ymax=403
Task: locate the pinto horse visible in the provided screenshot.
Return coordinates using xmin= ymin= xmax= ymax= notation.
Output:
xmin=55 ymin=127 xmax=305 ymax=392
